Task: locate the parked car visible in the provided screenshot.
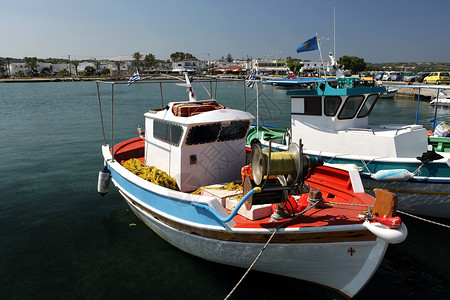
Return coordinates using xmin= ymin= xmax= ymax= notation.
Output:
xmin=381 ymin=72 xmax=392 ymax=81
xmin=374 ymin=72 xmax=385 ymax=80
xmin=403 ymin=73 xmax=418 ymax=82
xmin=417 ymin=72 xmax=430 ymax=83
xmin=424 ymin=72 xmax=450 ymax=85
xmin=388 ymin=72 xmax=404 ymax=81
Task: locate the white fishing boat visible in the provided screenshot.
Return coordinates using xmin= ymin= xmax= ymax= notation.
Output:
xmin=379 ymin=88 xmax=397 ymax=99
xmin=247 ymin=79 xmax=450 ymax=218
xmin=430 ymin=91 xmax=450 ymax=107
xmin=96 ymin=74 xmax=406 ymax=298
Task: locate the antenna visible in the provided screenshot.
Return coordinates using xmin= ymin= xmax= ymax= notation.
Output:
xmin=334 ymin=5 xmax=336 ymax=59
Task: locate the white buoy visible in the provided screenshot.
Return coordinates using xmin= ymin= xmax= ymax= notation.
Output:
xmin=97 ymin=166 xmax=111 ymax=196
xmin=363 ymin=220 xmax=408 ymax=244
xmin=370 ymin=169 xmax=414 ymax=182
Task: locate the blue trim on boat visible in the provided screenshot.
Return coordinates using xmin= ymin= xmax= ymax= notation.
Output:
xmin=108 ymin=165 xmax=226 ymax=228
xmin=286 ymin=81 xmax=386 ymax=96
xmin=317 ymin=155 xmax=450 ymax=183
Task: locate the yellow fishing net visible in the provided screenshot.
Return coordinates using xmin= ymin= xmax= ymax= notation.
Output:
xmin=191 ymin=181 xmax=243 ymax=196
xmin=122 ymin=158 xmax=179 ymax=191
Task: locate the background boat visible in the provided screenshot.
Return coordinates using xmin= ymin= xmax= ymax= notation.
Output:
xmin=379 ymin=88 xmax=398 ymax=99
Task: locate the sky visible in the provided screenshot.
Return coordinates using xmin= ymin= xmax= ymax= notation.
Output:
xmin=2 ymin=0 xmax=449 ymax=63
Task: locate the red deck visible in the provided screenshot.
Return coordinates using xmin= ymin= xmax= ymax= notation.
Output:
xmin=113 ymin=137 xmax=376 ymax=229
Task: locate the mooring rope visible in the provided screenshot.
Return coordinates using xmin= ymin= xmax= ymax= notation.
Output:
xmin=397 ymin=210 xmax=450 ymax=229
xmin=224 ymin=199 xmax=321 ymax=300
xmin=325 ymin=201 xmax=372 ymax=207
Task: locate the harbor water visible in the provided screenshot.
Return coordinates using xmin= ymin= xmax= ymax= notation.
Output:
xmin=1 ymin=81 xmax=449 ymax=299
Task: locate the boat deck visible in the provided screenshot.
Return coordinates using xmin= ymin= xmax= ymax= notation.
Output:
xmin=112 ymin=137 xmax=377 ymax=230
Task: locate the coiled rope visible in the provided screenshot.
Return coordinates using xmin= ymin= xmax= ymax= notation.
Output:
xmin=223 ymin=198 xmax=322 ymax=300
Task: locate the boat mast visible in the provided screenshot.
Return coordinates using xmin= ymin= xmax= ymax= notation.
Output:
xmin=334 ymin=5 xmax=336 ymax=59
xmin=316 ymin=33 xmax=327 ymax=80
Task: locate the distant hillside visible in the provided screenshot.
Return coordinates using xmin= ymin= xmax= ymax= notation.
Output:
xmin=367 ymin=62 xmax=450 ymax=72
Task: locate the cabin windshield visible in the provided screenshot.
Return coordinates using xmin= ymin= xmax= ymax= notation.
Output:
xmin=357 ymin=94 xmax=379 ymax=118
xmin=186 ymin=120 xmax=250 ymax=145
xmin=324 ymin=96 xmax=342 ymax=116
xmin=218 ymin=120 xmax=250 ymax=141
xmin=338 ymin=95 xmax=365 ymax=119
xmin=153 ymin=119 xmax=183 ymax=146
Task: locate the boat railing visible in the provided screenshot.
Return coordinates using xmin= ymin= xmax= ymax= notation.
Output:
xmin=428 ymin=114 xmax=450 ymax=129
xmin=96 ymin=75 xmax=249 ymax=161
xmin=345 ymin=127 xmax=375 ymax=134
xmin=395 ymin=126 xmax=415 ymax=135
xmin=385 ymin=84 xmax=450 ymax=130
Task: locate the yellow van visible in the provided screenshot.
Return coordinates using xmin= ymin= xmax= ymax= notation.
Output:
xmin=423 ymin=72 xmax=450 ymax=85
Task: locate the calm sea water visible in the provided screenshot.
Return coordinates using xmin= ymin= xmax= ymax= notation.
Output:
xmin=1 ymin=81 xmax=449 ymax=299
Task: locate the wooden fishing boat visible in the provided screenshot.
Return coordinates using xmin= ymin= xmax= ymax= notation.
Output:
xmin=247 ymin=81 xmax=450 ymax=218
xmin=96 ymin=75 xmax=407 ymax=299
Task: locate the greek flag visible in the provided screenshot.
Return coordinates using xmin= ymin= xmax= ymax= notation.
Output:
xmin=246 ymin=71 xmax=255 ymax=87
xmin=127 ymin=70 xmax=140 ymax=86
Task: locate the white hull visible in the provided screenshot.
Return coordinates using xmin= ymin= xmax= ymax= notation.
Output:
xmin=118 ymin=187 xmax=388 ymax=298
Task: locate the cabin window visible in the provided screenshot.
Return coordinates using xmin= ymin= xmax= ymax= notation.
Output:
xmin=324 ymin=96 xmax=342 ymax=116
xmin=186 ymin=123 xmax=221 ymax=145
xmin=291 ymin=96 xmax=322 ymax=116
xmin=185 ymin=120 xmax=250 ymax=145
xmin=338 ymin=95 xmax=365 ymax=119
xmin=304 ymin=97 xmax=322 ymax=115
xmin=357 ymin=94 xmax=378 ymax=118
xmin=218 ymin=120 xmax=251 ymax=141
xmin=153 ymin=119 xmax=183 ymax=146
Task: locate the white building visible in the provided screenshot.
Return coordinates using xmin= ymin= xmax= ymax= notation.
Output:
xmin=8 ymin=63 xmax=29 ymax=75
xmin=253 ymin=59 xmax=288 ymax=75
xmin=171 ymin=60 xmax=203 ymax=74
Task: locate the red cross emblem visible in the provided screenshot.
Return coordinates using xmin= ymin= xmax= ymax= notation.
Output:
xmin=347 ymin=247 xmax=356 ymax=256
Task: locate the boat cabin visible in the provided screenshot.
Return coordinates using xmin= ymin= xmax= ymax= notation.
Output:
xmin=288 ymin=82 xmax=429 ymax=158
xmin=144 ymin=100 xmax=254 ymax=192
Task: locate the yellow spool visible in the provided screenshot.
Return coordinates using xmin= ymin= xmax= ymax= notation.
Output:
xmin=261 ymin=151 xmax=296 ymax=176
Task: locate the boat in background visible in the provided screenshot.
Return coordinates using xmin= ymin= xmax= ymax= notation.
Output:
xmin=379 ymin=88 xmax=398 ymax=99
xmin=96 ymin=74 xmax=406 ymax=299
xmin=247 ymin=80 xmax=450 ymax=218
xmin=430 ymin=91 xmax=450 ymax=107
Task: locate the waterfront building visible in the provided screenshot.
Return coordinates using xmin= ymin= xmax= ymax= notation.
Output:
xmin=171 ymin=60 xmax=203 ymax=74
xmin=253 ymin=59 xmax=288 ymax=75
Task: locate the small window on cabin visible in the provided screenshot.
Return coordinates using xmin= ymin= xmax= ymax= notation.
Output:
xmin=304 ymin=97 xmax=322 ymax=115
xmin=338 ymin=95 xmax=365 ymax=119
xmin=186 ymin=123 xmax=221 ymax=145
xmin=218 ymin=120 xmax=251 ymax=141
xmin=357 ymin=94 xmax=378 ymax=118
xmin=153 ymin=120 xmax=183 ymax=146
xmin=324 ymin=96 xmax=342 ymax=116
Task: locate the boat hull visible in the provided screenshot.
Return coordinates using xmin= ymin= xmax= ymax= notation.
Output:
xmin=120 ymin=187 xmax=387 ymax=299
xmin=102 ymin=154 xmax=388 ymax=298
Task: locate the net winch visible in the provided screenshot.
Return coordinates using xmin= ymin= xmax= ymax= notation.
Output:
xmin=243 ymin=139 xmax=323 ymax=219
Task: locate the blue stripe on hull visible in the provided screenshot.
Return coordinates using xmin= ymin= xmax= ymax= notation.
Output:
xmin=108 ymin=165 xmax=226 ymax=228
xmin=320 ymin=156 xmax=450 ymax=183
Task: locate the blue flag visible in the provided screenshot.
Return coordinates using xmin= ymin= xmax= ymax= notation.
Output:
xmin=127 ymin=70 xmax=141 ymax=86
xmin=297 ymin=36 xmax=318 ymax=53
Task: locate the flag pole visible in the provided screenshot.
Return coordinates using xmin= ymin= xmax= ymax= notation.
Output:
xmin=316 ymin=33 xmax=327 ymax=80
xmin=256 ymin=81 xmax=259 ymax=138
